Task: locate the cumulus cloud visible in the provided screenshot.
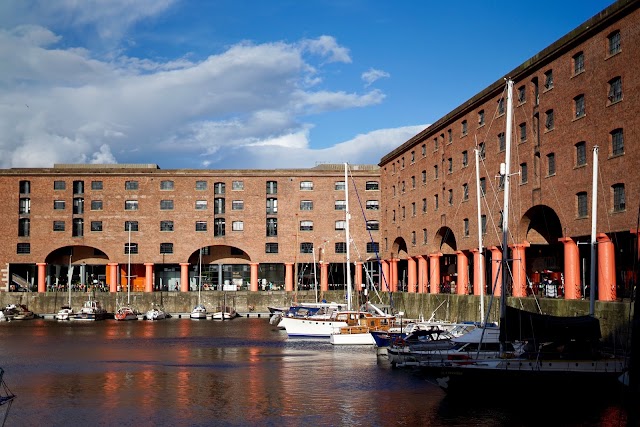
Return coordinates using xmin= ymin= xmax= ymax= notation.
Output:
xmin=362 ymin=68 xmax=390 ymax=87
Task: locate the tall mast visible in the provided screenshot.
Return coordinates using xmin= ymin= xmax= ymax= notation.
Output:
xmin=589 ymin=146 xmax=599 ymax=316
xmin=198 ymin=248 xmax=203 ymax=304
xmin=68 ymin=253 xmax=72 ymax=307
xmin=475 ymin=148 xmax=485 ymax=325
xmin=127 ymin=222 xmax=131 ymax=305
xmin=499 ymin=79 xmax=514 ymax=327
xmin=345 ymin=163 xmax=353 ymax=311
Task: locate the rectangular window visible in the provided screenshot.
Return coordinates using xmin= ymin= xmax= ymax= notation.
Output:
xmin=481 ymin=215 xmax=487 ymax=235
xmin=266 ymin=218 xmax=277 ymax=236
xmin=480 ymin=178 xmax=486 ymax=196
xmin=412 ymin=176 xmax=416 ymax=188
xmin=521 ymin=163 xmax=528 ymax=184
xmin=19 ymin=180 xmax=30 ymax=194
xmin=434 ymin=165 xmax=438 ymax=180
xmin=423 ymin=229 xmax=428 ymax=244
xmin=421 ymin=144 xmax=426 ymax=157
xmin=366 ymin=181 xmax=379 ymax=191
xmin=545 ymin=110 xmax=554 ymax=130
xmin=519 ymin=123 xmax=527 ymax=142
xmin=448 ymin=129 xmax=452 ymax=143
xmin=299 ymin=220 xmax=313 ymax=231
xmin=411 ymin=231 xmax=416 ymax=246
xmin=73 ymin=197 xmax=84 ymax=215
xmin=608 ymin=30 xmax=621 ymax=55
xmin=124 ymin=243 xmax=138 ymax=255
xmin=463 ymin=183 xmax=469 ymax=201
xmin=576 ymin=142 xmax=586 ymax=166
xmin=160 ymin=221 xmax=174 ymax=232
xmin=232 ymin=200 xmax=244 ymax=210
xmin=434 ymin=194 xmax=439 ymax=210
xmin=421 ymin=170 xmax=427 ymax=184
xmin=463 ymin=218 xmax=469 ymax=237
xmin=265 ymin=243 xmax=279 ymax=254
xmin=447 ymin=158 xmax=453 ymax=174
xmin=195 ymin=180 xmax=207 ymax=190
xmin=160 ymin=180 xmax=174 ymax=190
xmin=299 ymin=242 xmax=313 ymax=254
xmin=498 ymin=98 xmax=505 ymax=115
xmin=613 ymin=184 xmax=625 ymax=212
xmin=160 ymin=200 xmax=174 ymax=210
xmin=573 ymin=51 xmax=584 ymax=74
xmin=214 ymin=198 xmax=225 ymax=214
xmin=53 ymin=221 xmax=65 ymax=231
xmin=18 ymin=218 xmax=29 ymax=237
xmin=448 ymin=189 xmax=453 ymax=206
xmin=577 ymin=192 xmax=588 ymax=218
xmin=411 ymin=202 xmax=416 ymax=216
xmin=195 ymin=200 xmax=208 ymax=210
xmin=232 ymin=180 xmax=244 ymax=191
xmin=461 ymin=120 xmax=468 ymax=136
xmin=517 ymin=85 xmax=526 ymax=103
xmin=160 ymin=243 xmax=173 ymax=254
xmin=19 ymin=198 xmax=30 ymax=214
xmin=611 ymin=128 xmax=624 ymax=156
xmin=422 ymin=198 xmax=427 ymax=213
xmin=266 ymin=181 xmax=278 ymax=194
xmin=214 ymin=218 xmax=226 ymax=236
xmin=479 ymin=142 xmax=485 ymax=160
xmin=335 ymin=200 xmax=346 ymax=210
xmin=54 ymin=200 xmax=66 ymax=210
xmin=366 ymin=200 xmax=379 ymax=210
xmin=195 ymin=221 xmax=207 ymax=232
xmin=125 ymin=181 xmax=138 ymax=190
xmin=214 ymin=182 xmax=225 ymax=195
xmin=266 ymin=198 xmax=278 ymax=214
xmin=90 ymin=221 xmax=102 ymax=232
xmin=411 ymin=150 xmax=415 ymax=163
xmin=608 ymin=77 xmax=622 ymax=103
xmin=478 ymin=110 xmax=485 ymax=126
xmin=232 ymin=221 xmax=244 ymax=231
xmin=335 ymin=220 xmax=346 ymax=230
xmin=366 ymin=220 xmax=379 ymax=231
xmin=300 ymin=200 xmax=313 ymax=210
xmin=91 ymin=200 xmax=103 ymax=211
xmin=366 ymin=242 xmax=379 ymax=253
xmin=17 ymin=243 xmax=30 ymax=254
xmin=498 ymin=132 xmax=505 ymax=151
xmin=335 ymin=242 xmax=347 ymax=254
xmin=544 ymin=69 xmax=554 ymax=89
xmin=72 ymin=218 xmax=83 ymax=237
xmin=91 ymin=181 xmax=103 ymax=190
xmin=300 ymin=181 xmax=313 ymax=191
xmin=547 ymin=153 xmax=556 ymax=176
xmin=335 ymin=181 xmax=345 ymax=191
xmin=575 ymin=94 xmax=585 ymax=118
xmin=54 ymin=181 xmax=66 ymax=190
xmin=125 ymin=221 xmax=139 ymax=232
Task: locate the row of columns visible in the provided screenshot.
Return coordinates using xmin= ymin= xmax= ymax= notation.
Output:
xmin=32 ymin=232 xmax=622 ymax=300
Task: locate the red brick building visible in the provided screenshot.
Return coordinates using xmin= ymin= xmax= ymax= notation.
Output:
xmin=379 ymin=0 xmax=639 ymax=301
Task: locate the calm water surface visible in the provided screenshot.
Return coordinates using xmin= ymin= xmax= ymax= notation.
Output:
xmin=0 ymin=318 xmax=635 ymax=427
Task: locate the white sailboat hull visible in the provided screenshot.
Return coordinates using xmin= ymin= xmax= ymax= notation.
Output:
xmin=330 ymin=331 xmax=375 ymax=345
xmin=281 ymin=317 xmax=348 ymax=337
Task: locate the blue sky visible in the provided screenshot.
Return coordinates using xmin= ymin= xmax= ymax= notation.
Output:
xmin=0 ymin=0 xmax=615 ymax=169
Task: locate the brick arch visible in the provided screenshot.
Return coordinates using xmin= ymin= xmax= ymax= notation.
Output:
xmin=188 ymin=245 xmax=251 ymax=265
xmin=45 ymin=245 xmax=111 ymax=265
xmin=391 ymin=237 xmax=408 ymax=259
xmin=434 ymin=226 xmax=457 ymax=254
xmin=518 ymin=204 xmax=563 ymax=244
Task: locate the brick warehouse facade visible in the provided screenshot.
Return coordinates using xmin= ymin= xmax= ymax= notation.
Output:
xmin=1 ymin=164 xmax=382 ymax=293
xmin=1 ymin=1 xmax=639 ymax=302
xmin=379 ymin=0 xmax=639 ymax=301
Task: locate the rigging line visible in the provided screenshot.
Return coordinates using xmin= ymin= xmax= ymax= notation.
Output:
xmin=596 ymin=156 xmax=615 ymax=239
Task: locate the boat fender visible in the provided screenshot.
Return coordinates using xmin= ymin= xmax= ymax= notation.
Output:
xmin=393 ymin=337 xmax=406 ymax=347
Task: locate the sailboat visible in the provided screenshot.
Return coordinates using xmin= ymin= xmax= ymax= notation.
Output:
xmin=190 ymin=248 xmax=207 ymax=319
xmin=146 ymin=303 xmax=168 ymax=321
xmin=432 ymin=80 xmax=626 ymax=392
xmin=115 ymin=224 xmax=140 ymax=321
xmin=212 ymin=292 xmax=238 ymax=320
xmin=56 ymin=255 xmax=75 ymax=321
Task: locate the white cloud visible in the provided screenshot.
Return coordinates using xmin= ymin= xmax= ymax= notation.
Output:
xmin=362 ymin=68 xmax=390 ymax=87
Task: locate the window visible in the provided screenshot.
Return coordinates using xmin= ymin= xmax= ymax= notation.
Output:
xmin=401 ymin=181 xmax=405 ymax=193
xmin=367 ymin=242 xmax=379 ymax=253
xmin=195 ymin=180 xmax=207 ymax=190
xmin=544 ymin=69 xmax=554 ymax=90
xmin=448 ymin=129 xmax=452 ymax=143
xmin=335 ymin=242 xmax=347 ymax=254
xmin=195 ymin=221 xmax=207 ymax=232
xmin=19 ymin=198 xmax=30 ymax=214
xmin=366 ymin=181 xmax=379 ymax=191
xmin=478 ymin=110 xmax=485 ymax=126
xmin=300 ymin=242 xmax=313 ymax=254
xmin=17 ymin=243 xmax=30 ymax=254
xmin=124 ymin=221 xmax=138 ymax=232
xmin=214 ymin=182 xmax=225 ymax=195
xmin=422 ymin=229 xmax=428 ymax=244
xmin=613 ymin=183 xmax=625 ymax=212
xmin=573 ymin=51 xmax=585 ymax=75
xmin=421 ymin=144 xmax=426 ymax=157
xmin=214 ymin=198 xmax=225 ymax=214
xmin=402 ymin=206 xmax=405 ymax=219
xmin=19 ymin=180 xmax=30 ymax=194
xmin=54 ymin=200 xmax=66 ymax=210
xmin=335 ymin=181 xmax=345 ymax=191
xmin=73 ymin=197 xmax=84 ymax=214
xmin=160 ymin=221 xmax=174 ymax=232
xmin=91 ymin=181 xmax=103 ymax=190
xmin=480 ymin=178 xmax=486 ymax=196
xmin=335 ymin=200 xmax=346 ymax=210
xmin=498 ymin=175 xmax=505 ymax=191
xmin=266 ymin=198 xmax=277 ymax=214
xmin=447 ymin=158 xmax=453 ymax=174
xmin=18 ymin=218 xmax=30 ymax=237
xmin=576 ymin=142 xmax=587 ymax=166
xmin=335 ymin=220 xmax=346 ymax=230
xmin=611 ymin=128 xmax=624 ymax=156
xmin=214 ymin=218 xmax=225 ymax=236
xmin=479 ymin=142 xmax=485 ymax=160
xmin=422 ymin=170 xmax=427 ymax=184
xmin=90 ymin=200 xmax=103 ymax=211
xmin=266 ymin=181 xmax=278 ymax=194
xmin=517 ymin=85 xmax=526 ymax=103
xmin=160 ymin=180 xmax=174 ymax=190
xmin=434 ymin=165 xmax=438 ymax=179
xmin=608 ymin=30 xmax=621 ymax=55
xmin=574 ymin=94 xmax=585 ymax=118
xmin=266 ymin=218 xmax=277 ymax=236
xmin=160 ymin=200 xmax=174 ymax=210
xmin=366 ymin=200 xmax=379 ymax=210
xmin=463 ymin=219 xmax=469 ymax=237
xmin=300 ymin=181 xmax=313 ymax=191
xmin=498 ymin=97 xmax=505 ymax=115
xmin=366 ymin=220 xmax=379 ymax=231
xmin=195 ymin=200 xmax=207 ymax=210
xmin=463 ymin=183 xmax=469 ymax=201
xmin=53 ymin=221 xmax=65 ymax=231
xmin=265 ymin=243 xmax=279 ymax=254
xmin=462 ymin=150 xmax=468 ymax=167
xmin=54 ymin=181 xmax=66 ymax=190
xmin=481 ymin=215 xmax=487 ymax=235
xmin=448 ymin=189 xmax=453 ymax=206
xmin=608 ymin=77 xmax=622 ymax=103
xmin=411 ymin=231 xmax=416 ymax=246
xmin=392 ymin=210 xmax=395 ymax=222
xmin=411 ymin=150 xmax=415 ymax=163
xmin=521 ymin=163 xmax=528 ymax=184
xmin=300 ymin=220 xmax=313 ymax=231
xmin=545 ymin=110 xmax=554 ymax=131
xmin=547 ymin=153 xmax=556 ymax=176
xmin=160 ymin=243 xmax=173 ymax=254
xmin=232 ymin=200 xmax=244 ymax=210
xmin=300 ymin=200 xmax=313 ymax=210
xmin=232 ymin=221 xmax=244 ymax=231
xmin=422 ymin=198 xmax=427 ymax=213
xmin=577 ymin=192 xmax=588 ymax=218
xmin=519 ymin=123 xmax=527 ymax=142
xmin=461 ymin=120 xmax=468 ymax=136
xmin=411 ymin=176 xmax=416 ymax=188
xmin=392 ymin=185 xmax=396 ymax=197
xmin=434 ymin=194 xmax=439 ymax=210
xmin=498 ymin=132 xmax=505 ymax=151
xmin=90 ymin=221 xmax=102 ymax=232
xmin=125 ymin=243 xmax=138 ymax=255
xmin=125 ymin=181 xmax=138 ymax=190
xmin=401 ymin=157 xmax=405 ymax=168
xmin=72 ymin=218 xmax=83 ymax=237
xmin=232 ymin=180 xmax=244 ymax=191
xmin=411 ymin=202 xmax=416 ymax=216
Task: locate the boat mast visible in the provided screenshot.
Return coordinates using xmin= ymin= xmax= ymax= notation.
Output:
xmin=499 ymin=79 xmax=514 ymax=330
xmin=312 ymin=246 xmax=318 ymax=303
xmin=475 ymin=148 xmax=485 ymax=325
xmin=68 ymin=253 xmax=72 ymax=307
xmin=198 ymin=248 xmax=202 ymax=304
xmin=127 ymin=222 xmax=131 ymax=305
xmin=345 ymin=163 xmax=353 ymax=311
xmin=589 ymin=146 xmax=599 ymax=316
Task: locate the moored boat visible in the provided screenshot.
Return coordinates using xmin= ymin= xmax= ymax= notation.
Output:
xmin=212 ymin=305 xmax=238 ymax=320
xmin=146 ymin=305 xmax=169 ymax=321
xmin=115 ymin=306 xmax=139 ymax=321
xmin=72 ymin=299 xmax=108 ymax=321
xmin=4 ymin=304 xmax=35 ymax=321
xmin=55 ymin=306 xmax=75 ymax=321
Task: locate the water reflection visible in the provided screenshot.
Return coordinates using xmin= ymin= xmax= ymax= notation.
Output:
xmin=0 ymin=319 xmax=633 ymax=426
